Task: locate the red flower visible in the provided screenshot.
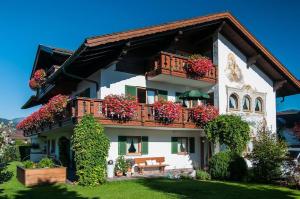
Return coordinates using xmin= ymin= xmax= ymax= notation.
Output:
xmin=29 ymin=79 xmax=39 ymax=90
xmin=185 ymin=55 xmax=213 ymax=76
xmin=17 ymin=94 xmax=68 ymax=132
xmin=192 ymin=104 xmax=218 ymax=127
xmin=34 ymin=69 xmax=46 ymax=83
xmin=153 ymin=99 xmax=182 ymax=124
xmin=102 ymin=94 xmax=138 ymax=122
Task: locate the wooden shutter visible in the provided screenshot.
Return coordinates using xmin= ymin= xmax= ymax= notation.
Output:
xmin=189 ymin=137 xmax=195 ymax=153
xmin=171 ymin=137 xmax=178 ymax=154
xmin=141 ymin=136 xmax=148 ymax=155
xmin=125 ymin=85 xmax=137 ymax=97
xmin=118 ymin=136 xmax=126 ymax=155
xmin=158 ymin=90 xmax=168 ymax=101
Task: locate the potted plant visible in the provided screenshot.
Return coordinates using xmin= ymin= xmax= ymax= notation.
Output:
xmin=126 ymin=158 xmax=135 ymax=174
xmin=114 ymin=156 xmax=128 ymax=177
xmin=17 ymin=157 xmax=66 ymax=186
xmin=153 ymin=99 xmax=182 ymax=124
xmin=185 ymin=54 xmax=213 ymax=77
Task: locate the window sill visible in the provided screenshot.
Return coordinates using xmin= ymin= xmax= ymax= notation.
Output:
xmin=126 ymin=153 xmax=142 ymax=156
xmin=177 ymin=152 xmax=188 ymax=155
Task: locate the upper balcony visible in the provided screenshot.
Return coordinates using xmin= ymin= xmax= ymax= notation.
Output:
xmin=146 ymin=51 xmax=217 ymax=87
xmin=23 ymin=97 xmax=201 ymax=137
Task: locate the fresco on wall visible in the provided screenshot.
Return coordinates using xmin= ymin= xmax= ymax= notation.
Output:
xmin=225 ymin=53 xmax=243 ymax=82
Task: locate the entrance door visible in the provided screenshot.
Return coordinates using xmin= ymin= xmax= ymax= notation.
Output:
xmin=58 ymin=137 xmax=70 ymax=167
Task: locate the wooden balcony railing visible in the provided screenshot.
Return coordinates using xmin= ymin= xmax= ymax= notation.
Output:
xmin=147 ymin=51 xmax=217 ymax=83
xmin=23 ymin=97 xmax=199 ymax=136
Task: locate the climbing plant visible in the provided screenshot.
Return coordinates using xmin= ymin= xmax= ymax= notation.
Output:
xmin=72 ymin=115 xmax=110 ymax=186
xmin=205 ymin=115 xmax=250 ymax=154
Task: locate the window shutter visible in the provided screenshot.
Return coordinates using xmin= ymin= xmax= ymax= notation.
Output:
xmin=171 ymin=137 xmax=178 ymax=154
xmin=118 ymin=136 xmax=126 ymax=155
xmin=189 ymin=137 xmax=195 ymax=153
xmin=141 ymin=136 xmax=148 ymax=155
xmin=125 ymin=85 xmax=137 ymax=97
xmin=158 ymin=90 xmax=168 ymax=101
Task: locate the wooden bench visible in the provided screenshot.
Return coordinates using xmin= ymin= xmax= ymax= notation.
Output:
xmin=135 ymin=157 xmax=168 ymax=174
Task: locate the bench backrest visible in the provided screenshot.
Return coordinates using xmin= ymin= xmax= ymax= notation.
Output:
xmin=135 ymin=157 xmax=165 ymax=165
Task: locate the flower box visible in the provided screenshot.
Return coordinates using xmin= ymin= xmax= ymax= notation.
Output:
xmin=16 ymin=166 xmax=66 ymax=187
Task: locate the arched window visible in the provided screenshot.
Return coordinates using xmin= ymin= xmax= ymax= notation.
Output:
xmin=242 ymin=95 xmax=251 ymax=111
xmin=255 ymin=97 xmax=263 ymax=112
xmin=229 ymin=93 xmax=239 ymax=110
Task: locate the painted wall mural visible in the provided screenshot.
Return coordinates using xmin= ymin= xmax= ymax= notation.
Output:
xmin=225 ymin=53 xmax=243 ymax=82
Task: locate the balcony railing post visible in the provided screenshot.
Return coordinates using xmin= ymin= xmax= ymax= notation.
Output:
xmin=141 ymin=104 xmax=145 ymax=125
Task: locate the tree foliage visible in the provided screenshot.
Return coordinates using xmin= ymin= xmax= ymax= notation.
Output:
xmin=209 ymin=151 xmax=231 ymax=180
xmin=205 ymin=115 xmax=250 ymax=154
xmin=72 ymin=115 xmax=110 ymax=186
xmin=250 ymin=128 xmax=287 ymax=182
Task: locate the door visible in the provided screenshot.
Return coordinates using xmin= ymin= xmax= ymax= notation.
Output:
xmin=200 ymin=137 xmax=213 ymax=169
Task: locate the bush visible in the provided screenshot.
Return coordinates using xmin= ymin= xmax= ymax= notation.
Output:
xmin=38 ymin=158 xmax=55 ymax=168
xmin=196 ymin=170 xmax=211 ymax=180
xmin=114 ymin=156 xmax=128 ymax=174
xmin=23 ymin=160 xmax=35 ymax=169
xmin=209 ymin=151 xmax=231 ymax=180
xmin=72 ymin=115 xmax=110 ymax=186
xmin=250 ymin=128 xmax=287 ymax=183
xmin=229 ymin=155 xmax=248 ymax=181
xmin=205 ymin=115 xmax=250 ymax=154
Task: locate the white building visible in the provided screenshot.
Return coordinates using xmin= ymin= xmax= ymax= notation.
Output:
xmin=21 ymin=12 xmax=300 ymax=174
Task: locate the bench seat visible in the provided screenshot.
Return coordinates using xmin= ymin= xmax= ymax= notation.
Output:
xmin=134 ymin=157 xmax=168 ymax=174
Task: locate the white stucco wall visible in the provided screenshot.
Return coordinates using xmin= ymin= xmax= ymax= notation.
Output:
xmin=105 ymin=127 xmax=204 ymax=170
xmin=217 ymin=33 xmax=276 ymax=132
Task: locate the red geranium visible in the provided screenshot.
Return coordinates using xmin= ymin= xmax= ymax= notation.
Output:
xmin=17 ymin=94 xmax=69 ymax=132
xmin=185 ymin=54 xmax=213 ymax=76
xmin=34 ymin=69 xmax=46 ymax=83
xmin=153 ymin=99 xmax=182 ymax=124
xmin=102 ymin=94 xmax=138 ymax=122
xmin=29 ymin=78 xmax=39 ymax=90
xmin=192 ymin=104 xmax=218 ymax=127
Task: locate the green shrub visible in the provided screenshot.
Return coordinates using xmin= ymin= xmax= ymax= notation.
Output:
xmin=229 ymin=155 xmax=248 ymax=181
xmin=196 ymin=170 xmax=211 ymax=180
xmin=38 ymin=158 xmax=55 ymax=168
xmin=72 ymin=115 xmax=110 ymax=186
xmin=250 ymin=128 xmax=287 ymax=183
xmin=22 ymin=160 xmax=35 ymax=169
xmin=205 ymin=115 xmax=250 ymax=154
xmin=209 ymin=151 xmax=231 ymax=180
xmin=114 ymin=155 xmax=128 ymax=174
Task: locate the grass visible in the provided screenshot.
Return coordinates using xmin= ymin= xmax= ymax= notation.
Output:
xmin=1 ymin=162 xmax=300 ymax=199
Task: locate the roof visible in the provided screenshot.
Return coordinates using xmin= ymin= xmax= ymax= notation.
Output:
xmin=25 ymin=12 xmax=300 ymax=109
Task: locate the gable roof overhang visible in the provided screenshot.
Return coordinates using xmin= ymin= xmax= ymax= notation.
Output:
xmin=45 ymin=12 xmax=300 ymax=98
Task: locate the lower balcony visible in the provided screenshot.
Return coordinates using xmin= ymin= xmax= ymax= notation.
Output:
xmin=23 ymin=97 xmax=200 ymax=137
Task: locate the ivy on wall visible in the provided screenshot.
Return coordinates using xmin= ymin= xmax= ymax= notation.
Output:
xmin=205 ymin=115 xmax=250 ymax=154
xmin=72 ymin=115 xmax=110 ymax=186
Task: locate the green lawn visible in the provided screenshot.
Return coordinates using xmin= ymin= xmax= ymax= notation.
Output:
xmin=1 ymin=162 xmax=300 ymax=199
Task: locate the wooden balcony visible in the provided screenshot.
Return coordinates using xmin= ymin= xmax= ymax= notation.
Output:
xmin=23 ymin=97 xmax=199 ymax=137
xmin=146 ymin=51 xmax=217 ymax=87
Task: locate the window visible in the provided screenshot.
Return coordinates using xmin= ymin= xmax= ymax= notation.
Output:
xmin=126 ymin=136 xmax=141 ymax=155
xmin=51 ymin=139 xmax=56 ymax=154
xmin=77 ymin=88 xmax=91 ymax=98
xmin=118 ymin=136 xmax=148 ymax=155
xmin=177 ymin=137 xmax=188 ymax=153
xmin=255 ymin=97 xmax=263 ymax=112
xmin=229 ymin=93 xmax=239 ymax=110
xmin=242 ymin=95 xmax=251 ymax=111
xmin=147 ymin=90 xmax=156 ymax=104
xmin=137 ymin=88 xmax=146 ymax=103
xmin=171 ymin=137 xmax=195 ymax=154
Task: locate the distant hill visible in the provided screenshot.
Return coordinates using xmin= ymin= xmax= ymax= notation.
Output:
xmin=0 ymin=117 xmax=24 ymax=126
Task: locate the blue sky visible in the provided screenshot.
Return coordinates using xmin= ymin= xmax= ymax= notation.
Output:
xmin=0 ymin=0 xmax=299 ymax=119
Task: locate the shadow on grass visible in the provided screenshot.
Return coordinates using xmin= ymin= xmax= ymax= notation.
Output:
xmin=11 ymin=184 xmax=93 ymax=199
xmin=137 ymin=178 xmax=300 ymax=199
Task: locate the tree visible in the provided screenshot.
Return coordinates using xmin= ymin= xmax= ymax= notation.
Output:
xmin=250 ymin=127 xmax=287 ymax=182
xmin=205 ymin=115 xmax=250 ymax=154
xmin=71 ymin=115 xmax=110 ymax=186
